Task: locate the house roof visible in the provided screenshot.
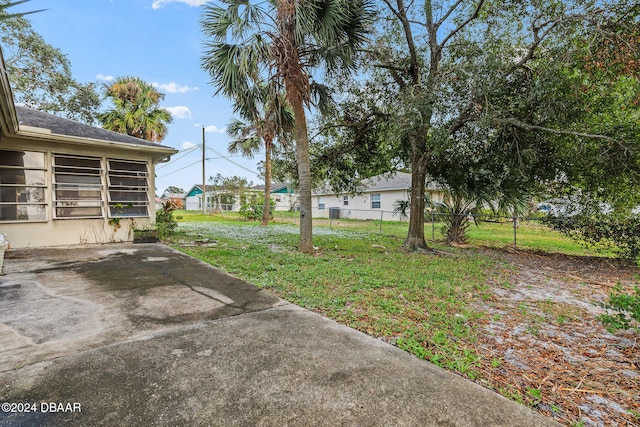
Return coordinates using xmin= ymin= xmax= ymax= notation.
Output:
xmin=16 ymin=106 xmax=174 ymax=150
xmin=251 ymin=183 xmax=289 ymax=193
xmin=313 ymin=171 xmax=442 ymax=196
xmin=361 ymin=172 xmax=412 ymax=191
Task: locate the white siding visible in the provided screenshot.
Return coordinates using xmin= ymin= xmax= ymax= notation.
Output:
xmin=312 ymin=189 xmax=408 ymax=220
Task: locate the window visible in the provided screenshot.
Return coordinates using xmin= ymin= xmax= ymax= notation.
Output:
xmin=108 ymin=159 xmax=149 ymax=217
xmin=275 ymin=195 xmax=281 ymax=202
xmin=0 ymin=150 xmax=47 ymax=222
xmin=371 ymin=193 xmax=381 ymax=209
xmin=343 ymin=195 xmax=349 ymax=206
xmin=53 ymin=154 xmax=104 ymax=218
xmin=318 ymin=197 xmax=325 ymax=210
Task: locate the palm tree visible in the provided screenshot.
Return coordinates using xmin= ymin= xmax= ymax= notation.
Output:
xmin=0 ymin=0 xmax=45 ymax=20
xmin=227 ymin=84 xmax=294 ymax=226
xmin=98 ymin=76 xmax=173 ymax=142
xmin=201 ymin=0 xmax=372 ymax=254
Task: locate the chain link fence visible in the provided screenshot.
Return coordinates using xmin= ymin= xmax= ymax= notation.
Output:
xmin=308 ymin=207 xmax=583 ymax=254
xmin=195 ymin=204 xmax=585 ymax=255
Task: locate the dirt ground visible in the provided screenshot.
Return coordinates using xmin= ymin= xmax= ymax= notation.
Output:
xmin=474 ymin=249 xmax=640 ymax=426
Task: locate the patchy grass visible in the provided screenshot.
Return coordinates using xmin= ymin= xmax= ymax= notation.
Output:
xmin=174 ymin=210 xmax=611 ymax=258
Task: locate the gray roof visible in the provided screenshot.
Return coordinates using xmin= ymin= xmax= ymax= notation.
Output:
xmin=252 ymin=183 xmax=288 ymax=192
xmin=314 ymin=171 xmax=442 ymax=196
xmin=16 ymin=106 xmax=172 ymax=149
xmin=360 ymin=171 xmax=412 ymax=191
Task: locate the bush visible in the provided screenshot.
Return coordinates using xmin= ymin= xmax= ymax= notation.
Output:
xmin=545 ymin=213 xmax=640 ymax=261
xmin=239 ymin=200 xmax=275 ymax=222
xmin=156 ymin=201 xmax=178 ymax=238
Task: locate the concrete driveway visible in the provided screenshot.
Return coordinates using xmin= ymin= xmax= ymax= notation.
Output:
xmin=0 ymin=243 xmax=558 ymax=426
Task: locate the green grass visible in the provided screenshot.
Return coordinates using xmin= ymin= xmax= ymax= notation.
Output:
xmin=168 ymin=212 xmax=618 ymax=375
xmin=168 ymin=211 xmax=507 ymax=377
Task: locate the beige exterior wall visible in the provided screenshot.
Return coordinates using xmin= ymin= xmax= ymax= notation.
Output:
xmin=0 ymin=135 xmax=157 ymax=249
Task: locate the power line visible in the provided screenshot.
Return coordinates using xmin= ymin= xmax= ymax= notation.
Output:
xmin=207 ymin=147 xmax=258 ymax=175
xmin=156 ymin=145 xmax=201 ymax=170
xmin=157 ymin=160 xmax=201 ymax=178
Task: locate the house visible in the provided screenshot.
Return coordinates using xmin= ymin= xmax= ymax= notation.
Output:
xmin=184 ymin=182 xmax=298 ymax=212
xmin=311 ymin=171 xmax=443 ymax=221
xmin=184 ymin=185 xmax=213 ymax=211
xmin=251 ymin=183 xmax=298 ymax=211
xmin=0 ymin=50 xmax=177 ymax=248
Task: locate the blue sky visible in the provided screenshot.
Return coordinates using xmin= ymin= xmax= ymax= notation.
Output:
xmin=14 ymin=0 xmax=264 ymax=195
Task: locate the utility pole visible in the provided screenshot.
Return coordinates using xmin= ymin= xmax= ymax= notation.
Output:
xmin=202 ymin=126 xmax=206 ymax=214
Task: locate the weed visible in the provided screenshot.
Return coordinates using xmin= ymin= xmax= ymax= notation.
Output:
xmin=598 ymin=284 xmax=640 ymax=332
xmin=526 ymin=387 xmax=542 ymax=404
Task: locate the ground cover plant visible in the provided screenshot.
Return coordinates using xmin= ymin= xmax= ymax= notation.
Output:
xmin=168 ymin=211 xmax=639 ymax=426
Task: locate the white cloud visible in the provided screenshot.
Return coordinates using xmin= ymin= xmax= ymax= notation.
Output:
xmin=96 ymin=74 xmax=114 ymax=81
xmin=204 ymin=125 xmax=226 ymax=134
xmin=151 ymin=0 xmax=206 ymax=9
xmin=181 ymin=141 xmax=196 ymax=150
xmin=151 ymin=81 xmax=198 ymax=94
xmin=165 ymin=106 xmax=192 ymax=119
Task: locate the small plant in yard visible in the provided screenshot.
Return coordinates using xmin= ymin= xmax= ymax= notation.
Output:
xmin=239 ymin=200 xmax=275 ymax=222
xmin=597 ymin=284 xmax=640 ymax=332
xmin=156 ymin=200 xmax=178 ymax=239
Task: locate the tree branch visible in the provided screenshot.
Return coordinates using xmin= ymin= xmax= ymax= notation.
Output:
xmin=440 ymin=0 xmax=485 ymax=48
xmin=505 ymin=118 xmax=619 ymax=142
xmin=435 ymin=0 xmax=464 ymax=31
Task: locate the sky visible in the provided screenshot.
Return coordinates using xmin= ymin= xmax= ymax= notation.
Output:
xmin=12 ymin=0 xmax=264 ymax=195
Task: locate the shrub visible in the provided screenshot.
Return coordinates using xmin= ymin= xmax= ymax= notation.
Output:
xmin=545 ymin=213 xmax=640 ymax=261
xmin=156 ymin=201 xmax=178 ymax=238
xmin=239 ymin=200 xmax=275 ymax=222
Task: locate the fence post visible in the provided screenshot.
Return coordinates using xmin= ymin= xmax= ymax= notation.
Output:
xmin=513 ymin=216 xmax=517 ymax=249
xmin=432 ymin=212 xmax=435 ymax=242
xmin=379 ymin=210 xmax=384 ymax=234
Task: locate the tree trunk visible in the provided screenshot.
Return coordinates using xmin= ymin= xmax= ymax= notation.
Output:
xmin=404 ymin=158 xmax=429 ymax=251
xmin=277 ymin=0 xmax=314 ymax=254
xmin=261 ymin=139 xmax=272 ymax=226
xmin=290 ymin=94 xmax=314 ymax=253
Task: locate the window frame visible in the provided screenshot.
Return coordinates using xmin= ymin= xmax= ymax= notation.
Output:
xmin=371 ymin=193 xmax=381 ymax=209
xmin=318 ymin=197 xmax=325 ymax=210
xmin=343 ymin=195 xmax=349 ymax=206
xmin=107 ymin=159 xmax=150 ymax=218
xmin=52 ymin=154 xmax=104 ymax=219
xmin=0 ymin=150 xmax=48 ymax=223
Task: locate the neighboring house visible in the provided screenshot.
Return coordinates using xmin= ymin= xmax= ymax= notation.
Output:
xmin=0 ymin=49 xmax=177 ymax=248
xmin=184 ymin=183 xmax=298 ymax=212
xmin=251 ymin=183 xmax=298 ymax=211
xmin=311 ymin=171 xmax=443 ymax=221
xmin=184 ymin=185 xmax=210 ymax=211
xmin=184 ymin=185 xmax=257 ymax=211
